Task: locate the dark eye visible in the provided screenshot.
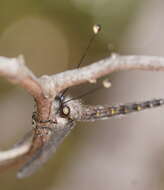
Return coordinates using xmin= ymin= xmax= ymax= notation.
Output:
xmin=32 ymin=119 xmax=36 ymax=128
xmin=61 ymin=105 xmax=70 ymax=117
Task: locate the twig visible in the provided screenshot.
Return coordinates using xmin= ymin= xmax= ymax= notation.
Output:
xmin=0 ymin=55 xmax=42 ymax=99
xmin=41 ymin=54 xmax=164 ymax=97
xmin=0 ymin=54 xmax=164 ymax=176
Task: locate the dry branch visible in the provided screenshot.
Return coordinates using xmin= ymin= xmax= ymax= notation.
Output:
xmin=0 ymin=55 xmax=42 ymax=98
xmin=41 ymin=54 xmax=164 ymax=97
xmin=0 ymin=54 xmax=164 ymax=177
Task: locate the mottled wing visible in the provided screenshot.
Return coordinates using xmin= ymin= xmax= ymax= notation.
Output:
xmin=17 ymin=121 xmax=75 ymax=178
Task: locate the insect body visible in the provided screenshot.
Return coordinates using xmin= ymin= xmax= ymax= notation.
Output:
xmin=80 ymin=99 xmax=164 ymax=121
xmin=17 ymin=95 xmax=164 ymax=178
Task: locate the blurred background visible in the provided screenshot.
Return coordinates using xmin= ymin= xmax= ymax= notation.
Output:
xmin=0 ymin=0 xmax=164 ymax=189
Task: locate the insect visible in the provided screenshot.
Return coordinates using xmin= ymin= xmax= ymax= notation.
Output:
xmin=16 ymin=25 xmax=164 ymax=178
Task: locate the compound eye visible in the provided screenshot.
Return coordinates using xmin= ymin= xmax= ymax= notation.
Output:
xmin=61 ymin=105 xmax=70 ymax=117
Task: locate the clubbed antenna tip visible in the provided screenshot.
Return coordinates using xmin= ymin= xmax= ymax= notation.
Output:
xmin=93 ymin=24 xmax=101 ymax=34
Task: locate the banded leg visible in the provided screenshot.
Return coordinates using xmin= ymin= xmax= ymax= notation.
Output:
xmin=79 ymin=99 xmax=164 ymax=121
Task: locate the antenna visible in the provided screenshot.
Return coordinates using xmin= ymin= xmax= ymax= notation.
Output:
xmin=64 ymin=78 xmax=112 ymax=104
xmin=63 ymin=85 xmax=102 ymax=104
xmin=77 ymin=24 xmax=101 ymax=68
xmin=60 ymin=24 xmax=101 ymax=98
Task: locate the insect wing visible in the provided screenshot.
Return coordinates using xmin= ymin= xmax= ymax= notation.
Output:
xmin=17 ymin=121 xmax=75 ymax=178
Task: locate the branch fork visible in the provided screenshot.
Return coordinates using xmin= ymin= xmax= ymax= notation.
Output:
xmin=0 ymin=54 xmax=164 ymax=176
